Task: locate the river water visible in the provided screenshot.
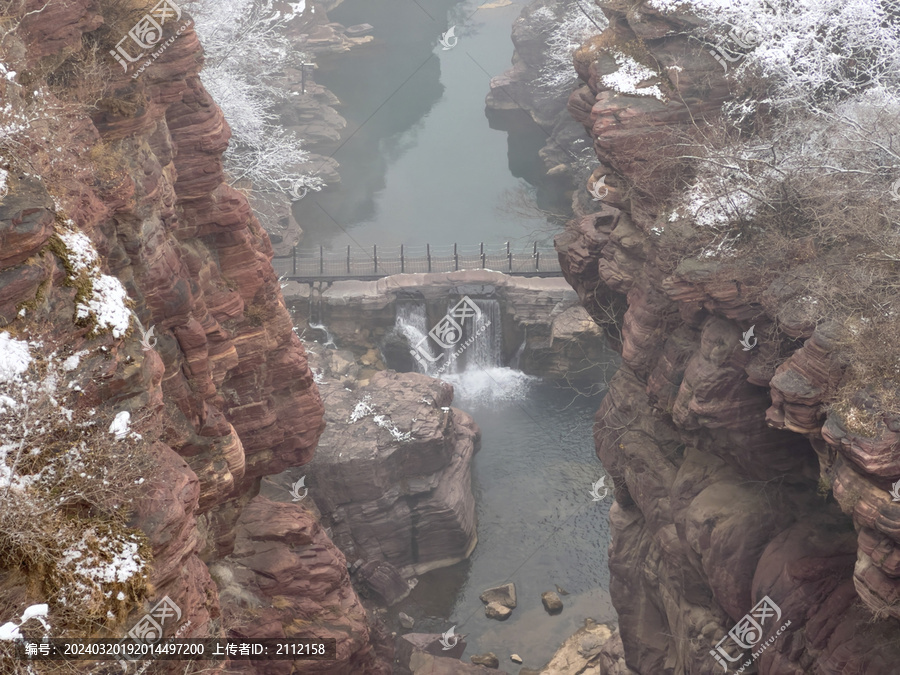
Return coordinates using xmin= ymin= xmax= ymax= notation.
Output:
xmin=397 ymin=369 xmax=617 ymax=668
xmin=294 ymin=0 xmax=550 ymax=252
xmin=296 ymin=0 xmax=617 ymax=668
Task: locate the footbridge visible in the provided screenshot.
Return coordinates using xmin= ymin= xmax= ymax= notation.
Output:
xmin=272 ymin=242 xmax=563 ymax=282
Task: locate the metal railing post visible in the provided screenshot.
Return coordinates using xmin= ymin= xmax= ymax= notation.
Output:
xmin=481 ymin=251 xmax=486 ymax=268
xmin=292 ymin=246 xmax=297 ymax=276
xmin=507 ymin=241 xmax=512 ymax=272
xmin=535 ymin=250 xmax=540 ymax=271
xmin=319 ymin=245 xmax=324 ymax=275
xmin=401 ymin=244 xmax=404 ymax=273
xmin=427 ymin=243 xmax=431 ymax=273
xmin=373 ymin=244 xmax=378 ymax=275
xmin=454 ymin=243 xmax=458 ymax=271
xmin=347 ymin=245 xmax=351 ymax=274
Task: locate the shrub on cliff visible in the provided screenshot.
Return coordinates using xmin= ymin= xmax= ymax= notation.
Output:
xmin=626 ymin=0 xmax=900 ymax=423
xmin=0 ymin=331 xmax=154 ymax=634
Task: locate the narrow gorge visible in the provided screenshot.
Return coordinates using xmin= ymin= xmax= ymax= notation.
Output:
xmin=0 ymin=0 xmax=898 ymax=674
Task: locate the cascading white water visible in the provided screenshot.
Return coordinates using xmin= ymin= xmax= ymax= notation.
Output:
xmin=510 ymin=334 xmax=527 ymax=370
xmin=452 ymin=298 xmax=502 ymax=372
xmin=394 ymin=302 xmax=436 ymax=373
xmin=308 ymin=322 xmax=336 ymax=348
xmin=395 ymin=297 xmax=535 ymax=401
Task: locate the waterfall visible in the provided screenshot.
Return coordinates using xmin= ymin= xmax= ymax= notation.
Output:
xmin=510 ymin=333 xmax=527 ymax=370
xmin=394 ymin=302 xmax=436 ymax=373
xmin=443 ymin=298 xmax=502 ymax=373
xmin=393 ymin=297 xmax=535 ymax=401
xmin=308 ymin=322 xmax=336 ymax=348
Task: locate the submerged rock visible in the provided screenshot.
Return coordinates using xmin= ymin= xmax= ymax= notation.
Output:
xmin=484 ymin=601 xmax=512 ymax=620
xmin=398 ymin=612 xmax=415 ymax=629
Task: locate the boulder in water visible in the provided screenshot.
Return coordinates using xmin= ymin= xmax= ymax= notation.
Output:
xmin=484 ymin=601 xmax=512 ymax=620
xmin=480 ymin=583 xmax=517 ymax=609
xmin=541 ymin=591 xmax=564 ymax=614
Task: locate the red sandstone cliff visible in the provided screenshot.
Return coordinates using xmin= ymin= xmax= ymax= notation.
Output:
xmin=553 ymin=1 xmax=900 ymax=673
xmin=0 ymin=1 xmax=386 ymax=672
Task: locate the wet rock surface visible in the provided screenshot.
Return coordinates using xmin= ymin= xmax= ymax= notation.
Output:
xmin=471 ymin=652 xmax=500 ymax=668
xmin=480 ymin=583 xmax=517 ymax=609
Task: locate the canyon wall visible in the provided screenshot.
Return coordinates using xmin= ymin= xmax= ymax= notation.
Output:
xmin=0 ymin=1 xmax=387 ymax=672
xmin=541 ymin=0 xmax=900 ymax=673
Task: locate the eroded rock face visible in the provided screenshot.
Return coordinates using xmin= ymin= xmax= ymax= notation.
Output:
xmin=287 ymin=365 xmax=479 ymax=577
xmin=551 ymin=0 xmax=900 ymax=672
xmin=211 ymin=496 xmax=390 ymax=674
xmin=0 ymin=2 xmax=389 ymax=671
xmin=485 ymin=0 xmax=597 ymax=192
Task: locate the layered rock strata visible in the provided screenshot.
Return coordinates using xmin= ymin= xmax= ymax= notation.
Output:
xmin=552 ymin=0 xmax=900 ymax=673
xmin=281 ymin=344 xmax=480 ymax=577
xmin=0 ymin=2 xmax=387 ymax=671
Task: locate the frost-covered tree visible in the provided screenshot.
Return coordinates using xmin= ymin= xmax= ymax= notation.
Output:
xmin=183 ymin=0 xmax=324 ymax=202
xmin=640 ymin=0 xmax=900 ymax=415
xmin=533 ymin=0 xmax=608 ymax=95
xmin=654 ymin=0 xmax=900 ymax=115
xmin=648 ymin=0 xmax=900 ymax=229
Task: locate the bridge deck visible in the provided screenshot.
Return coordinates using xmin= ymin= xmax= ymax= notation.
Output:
xmin=272 ymin=242 xmax=562 ymax=281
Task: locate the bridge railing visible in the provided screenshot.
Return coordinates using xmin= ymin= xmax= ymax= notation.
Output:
xmin=272 ymin=242 xmax=561 ymax=278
